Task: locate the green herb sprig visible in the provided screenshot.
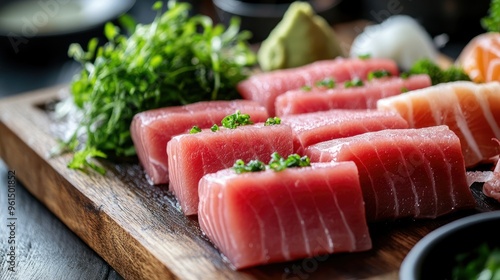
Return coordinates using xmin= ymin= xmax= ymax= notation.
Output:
xmin=453 ymin=243 xmax=500 ymax=279
xmin=482 ymin=0 xmax=500 ymax=32
xmin=59 ymin=0 xmax=256 ymax=173
xmin=404 ymin=59 xmax=470 ymax=85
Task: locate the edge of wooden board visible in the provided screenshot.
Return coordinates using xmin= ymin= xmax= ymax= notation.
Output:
xmin=0 ymin=86 xmax=254 ymax=280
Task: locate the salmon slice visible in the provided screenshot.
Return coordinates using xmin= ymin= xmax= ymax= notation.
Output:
xmin=377 ymin=81 xmax=500 ymax=167
xmin=281 ymin=109 xmax=409 ymax=154
xmin=457 ymin=32 xmax=500 ymax=83
xmin=237 ymin=57 xmax=399 ymax=116
xmin=130 ymin=101 xmax=269 ymax=185
xmin=198 ymin=161 xmax=371 ymax=269
xmin=167 ymin=124 xmax=294 ymax=215
xmin=275 ymin=74 xmax=431 ymax=116
xmin=305 ymin=126 xmax=476 ymax=222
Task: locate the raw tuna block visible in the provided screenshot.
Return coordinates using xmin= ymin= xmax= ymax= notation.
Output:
xmin=377 ymin=81 xmax=500 ymax=167
xmin=130 ymin=100 xmax=269 ymax=185
xmin=275 ymin=74 xmax=431 ymax=116
xmin=198 ymin=161 xmax=372 ymax=269
xmin=168 ymin=124 xmax=294 ymax=215
xmin=237 ymin=57 xmax=399 ymax=116
xmin=281 ymin=109 xmax=409 ymax=154
xmin=305 ymin=126 xmax=476 ymax=222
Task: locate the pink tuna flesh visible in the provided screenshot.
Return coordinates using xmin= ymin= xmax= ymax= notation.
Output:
xmin=237 ymin=57 xmax=399 ymax=116
xmin=198 ymin=161 xmax=372 ymax=269
xmin=167 ymin=124 xmax=294 ymax=215
xmin=275 ymin=74 xmax=431 ymax=116
xmin=281 ymin=109 xmax=409 ymax=154
xmin=130 ymin=100 xmax=268 ymax=185
xmin=305 ymin=125 xmax=476 ymax=222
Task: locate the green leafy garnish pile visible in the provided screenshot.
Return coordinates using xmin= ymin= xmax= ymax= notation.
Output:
xmin=405 ymin=59 xmax=470 ymax=85
xmin=482 ymin=0 xmax=500 ymax=32
xmin=59 ymin=1 xmax=256 ymax=173
xmin=452 ymin=243 xmax=500 ymax=280
xmin=233 ymin=152 xmax=311 ymax=174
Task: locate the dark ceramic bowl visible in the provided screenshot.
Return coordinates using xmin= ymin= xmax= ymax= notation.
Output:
xmin=400 ymin=210 xmax=500 ymax=280
xmin=212 ymin=0 xmax=343 ymax=43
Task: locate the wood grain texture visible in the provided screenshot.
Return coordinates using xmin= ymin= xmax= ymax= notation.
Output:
xmin=0 ymin=160 xmax=123 ymax=280
xmin=1 ymin=86 xmax=499 ymax=280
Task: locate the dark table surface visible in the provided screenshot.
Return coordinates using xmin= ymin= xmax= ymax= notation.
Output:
xmin=0 ymin=1 xmax=484 ymax=279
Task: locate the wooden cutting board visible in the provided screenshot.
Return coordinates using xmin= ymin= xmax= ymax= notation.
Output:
xmin=1 ymin=85 xmax=499 ymax=280
xmin=0 ymin=19 xmax=498 ymax=279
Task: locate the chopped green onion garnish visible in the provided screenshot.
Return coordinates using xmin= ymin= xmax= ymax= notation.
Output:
xmin=268 ymin=152 xmax=311 ymax=172
xmin=233 ymin=159 xmax=266 ymax=174
xmin=301 ymin=85 xmax=312 ymax=91
xmin=367 ymin=70 xmax=392 ymax=81
xmin=190 ymin=126 xmax=202 ymax=134
xmin=344 ymin=78 xmax=364 ymax=88
xmin=315 ymin=78 xmax=336 ymax=89
xmin=232 ymin=153 xmax=311 ymax=173
xmin=358 ymin=54 xmax=371 ymax=60
xmin=221 ymin=110 xmax=253 ymax=129
xmin=265 ymin=117 xmax=281 ymax=126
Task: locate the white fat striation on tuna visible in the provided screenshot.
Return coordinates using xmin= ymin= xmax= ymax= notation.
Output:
xmin=475 ymin=83 xmax=500 ymax=138
xmin=377 ymin=81 xmax=500 ymax=167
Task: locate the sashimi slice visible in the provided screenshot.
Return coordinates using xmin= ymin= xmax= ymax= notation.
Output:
xmin=377 ymin=81 xmax=500 ymax=167
xmin=198 ymin=161 xmax=372 ymax=269
xmin=280 ymin=109 xmax=409 ymax=154
xmin=305 ymin=126 xmax=476 ymax=222
xmin=275 ymin=74 xmax=431 ymax=116
xmin=457 ymin=32 xmax=500 ymax=83
xmin=168 ymin=124 xmax=294 ymax=215
xmin=130 ymin=100 xmax=269 ymax=185
xmin=237 ymin=57 xmax=399 ymax=116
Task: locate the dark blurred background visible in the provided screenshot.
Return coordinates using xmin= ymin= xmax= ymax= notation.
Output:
xmin=0 ymin=0 xmax=492 ymax=98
